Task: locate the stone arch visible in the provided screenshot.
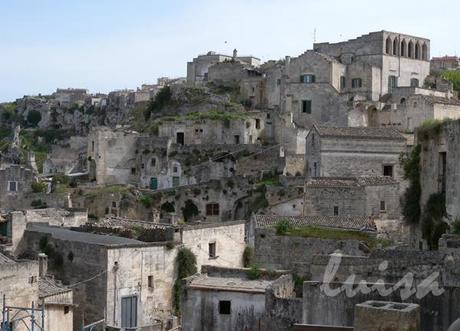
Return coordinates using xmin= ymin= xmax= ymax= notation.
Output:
xmin=415 ymin=42 xmax=420 ymax=59
xmin=392 ymin=38 xmax=398 ymax=55
xmin=367 ymin=106 xmax=379 ymax=127
xmin=408 ymin=40 xmax=414 ymax=58
xmin=385 ymin=37 xmax=392 ymax=54
xmin=400 ymin=40 xmax=407 ymax=57
xmin=422 ymin=43 xmax=428 ymax=60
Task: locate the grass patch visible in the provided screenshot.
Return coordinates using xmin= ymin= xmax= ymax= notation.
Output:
xmin=274 ymin=224 xmax=391 ymax=250
xmin=441 ymin=70 xmax=460 ymax=91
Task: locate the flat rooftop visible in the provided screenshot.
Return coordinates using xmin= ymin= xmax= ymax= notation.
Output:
xmin=188 ymin=275 xmax=271 ymax=294
xmin=27 ymin=223 xmax=145 ymax=247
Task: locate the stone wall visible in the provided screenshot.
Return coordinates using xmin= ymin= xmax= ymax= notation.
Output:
xmin=181 ymin=221 xmax=246 ymax=270
xmin=254 ymin=228 xmax=367 ymax=276
xmin=0 ymin=165 xmax=35 ymax=204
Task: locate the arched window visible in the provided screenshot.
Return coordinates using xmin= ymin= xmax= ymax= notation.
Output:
xmin=400 ymin=40 xmax=406 ymax=57
xmin=415 ymin=43 xmax=420 ymax=59
xmin=392 ymin=39 xmax=398 ymax=55
xmin=385 ymin=37 xmax=392 ymax=54
xmin=408 ymin=41 xmax=414 ymax=58
xmin=410 ymin=78 xmax=419 ymax=87
xmin=422 ymin=43 xmax=428 ymax=60
xmin=400 ymin=98 xmax=406 ymax=105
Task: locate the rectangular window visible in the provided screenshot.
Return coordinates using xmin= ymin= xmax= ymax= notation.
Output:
xmin=351 ymin=78 xmax=362 ymax=88
xmin=300 ymin=74 xmax=316 ymax=84
xmin=255 ymin=119 xmax=261 ymax=129
xmin=131 ymin=168 xmax=136 ymax=175
xmin=151 ymin=158 xmax=156 ymax=166
xmin=302 ymin=100 xmax=312 ymax=114
xmin=234 ymin=135 xmax=240 ymax=144
xmin=148 ymin=275 xmax=154 ymax=289
xmin=333 ymin=206 xmax=339 ymax=216
xmin=91 ymin=141 xmax=95 ymax=152
xmin=121 ymin=296 xmax=138 ymax=328
xmin=340 ymin=76 xmax=346 ymax=89
xmin=8 ymin=181 xmax=17 ymax=192
xmin=64 ymin=306 xmax=70 ymax=314
xmin=383 ymin=165 xmax=394 ymax=177
xmin=219 ymin=300 xmax=231 ymax=314
xmin=209 ymin=242 xmax=216 ymax=258
xmin=380 ymin=201 xmax=386 ymax=212
xmin=206 ymin=203 xmax=220 ymax=216
xmin=173 ymin=166 xmax=178 ymax=173
xmin=276 ymin=79 xmax=281 ymax=86
xmin=388 ymin=75 xmax=398 ymax=91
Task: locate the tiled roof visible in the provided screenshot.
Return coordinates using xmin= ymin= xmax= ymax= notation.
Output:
xmin=39 ymin=277 xmax=71 ymax=298
xmin=188 ymin=275 xmax=271 ymax=293
xmin=306 ymin=177 xmax=398 ymax=188
xmin=315 ymin=126 xmax=405 ymax=140
xmin=253 ymin=214 xmax=376 ymax=232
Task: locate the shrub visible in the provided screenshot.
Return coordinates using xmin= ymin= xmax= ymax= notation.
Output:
xmin=140 ymin=195 xmax=153 ymax=208
xmin=166 ymin=242 xmax=175 ymax=250
xmin=242 ymin=246 xmax=254 ymax=268
xmin=275 ymin=220 xmax=292 ymax=235
xmin=31 ymin=181 xmax=47 ymax=193
xmin=247 ymin=266 xmax=261 ymax=280
xmin=400 ymin=145 xmax=421 ymax=224
xmin=146 ymin=86 xmax=172 ymax=118
xmin=173 ymin=248 xmax=197 ymax=314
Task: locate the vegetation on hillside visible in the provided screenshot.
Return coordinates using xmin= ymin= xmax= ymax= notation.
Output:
xmin=441 ymin=70 xmax=460 ymax=91
xmin=400 ymin=144 xmax=421 ymax=224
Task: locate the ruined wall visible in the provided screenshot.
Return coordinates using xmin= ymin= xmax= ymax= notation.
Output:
xmin=0 ymin=165 xmax=35 ymax=204
xmin=419 ymin=120 xmax=460 ymax=222
xmin=304 ymin=186 xmax=366 ymax=217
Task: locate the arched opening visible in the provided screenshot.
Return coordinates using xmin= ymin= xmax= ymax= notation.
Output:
xmin=400 ymin=98 xmax=406 ymax=105
xmin=411 ymin=78 xmax=419 ymax=87
xmin=415 ymin=42 xmax=420 ymax=59
xmin=422 ymin=43 xmax=428 ymax=60
xmin=408 ymin=41 xmax=414 ymax=58
xmin=400 ymin=40 xmax=406 ymax=57
xmin=392 ymin=39 xmax=398 ymax=55
xmin=385 ymin=37 xmax=392 ymax=54
xmin=367 ymin=106 xmax=379 ymax=127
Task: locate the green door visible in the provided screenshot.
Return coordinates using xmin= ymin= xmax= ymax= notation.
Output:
xmin=150 ymin=177 xmax=158 ymax=190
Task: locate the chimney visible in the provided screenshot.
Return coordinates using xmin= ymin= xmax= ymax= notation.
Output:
xmin=38 ymin=253 xmax=48 ymax=277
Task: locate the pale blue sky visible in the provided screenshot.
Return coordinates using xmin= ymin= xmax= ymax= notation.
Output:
xmin=0 ymin=0 xmax=458 ymax=102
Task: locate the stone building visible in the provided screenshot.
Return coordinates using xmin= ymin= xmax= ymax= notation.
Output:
xmin=1 ymin=208 xmax=87 ymax=254
xmin=43 ymin=136 xmax=88 ymax=176
xmin=0 ymin=252 xmax=39 ymax=330
xmin=374 ymin=91 xmax=460 ymax=132
xmin=53 ymin=88 xmax=88 ymax=107
xmin=157 ymin=112 xmax=268 ymax=146
xmin=313 ymin=31 xmax=430 ymax=98
xmin=418 ymin=120 xmax=460 ymax=224
xmin=87 ymin=127 xmax=139 ymax=185
xmin=304 ymin=177 xmax=401 ymax=219
xmin=0 ymin=164 xmax=35 ymax=205
xmin=280 ymin=51 xmax=349 ymax=128
xmin=19 ymin=220 xmax=246 ymax=329
xmin=181 ymin=267 xmax=297 ymax=331
xmin=431 ymin=56 xmax=460 ymax=74
xmin=39 ymin=269 xmax=74 ymax=331
xmin=187 ymin=50 xmax=260 ymax=85
xmin=305 ymin=126 xmax=407 ymax=184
